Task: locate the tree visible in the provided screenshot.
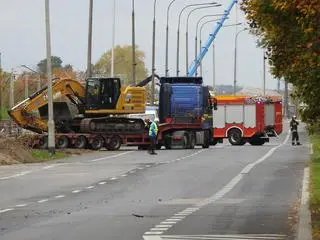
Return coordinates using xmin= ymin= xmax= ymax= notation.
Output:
xmin=93 ymin=45 xmax=149 ymax=85
xmin=241 ymin=0 xmax=320 ymax=130
xmin=37 ymin=56 xmax=63 ymax=74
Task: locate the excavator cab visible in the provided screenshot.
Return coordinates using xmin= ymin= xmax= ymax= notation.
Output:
xmin=85 ymin=78 xmax=121 ymax=110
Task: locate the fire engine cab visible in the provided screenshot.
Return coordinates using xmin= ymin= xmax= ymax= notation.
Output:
xmin=211 ymin=95 xmax=283 ymax=146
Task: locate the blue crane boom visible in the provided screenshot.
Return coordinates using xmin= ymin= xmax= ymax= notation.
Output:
xmin=188 ymin=0 xmax=238 ymax=77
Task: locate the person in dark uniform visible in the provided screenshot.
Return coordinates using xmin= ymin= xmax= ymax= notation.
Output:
xmin=290 ymin=115 xmax=301 ymax=146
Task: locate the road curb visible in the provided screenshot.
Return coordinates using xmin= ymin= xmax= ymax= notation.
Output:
xmin=297 ymin=167 xmax=312 ymax=240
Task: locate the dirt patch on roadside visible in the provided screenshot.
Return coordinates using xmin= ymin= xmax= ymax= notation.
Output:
xmin=0 ymin=137 xmax=36 ymax=165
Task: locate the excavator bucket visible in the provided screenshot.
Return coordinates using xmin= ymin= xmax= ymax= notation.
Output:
xmin=38 ymin=102 xmax=73 ymax=121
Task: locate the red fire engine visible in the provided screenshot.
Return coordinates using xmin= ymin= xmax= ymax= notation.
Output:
xmin=211 ymin=95 xmax=283 ymax=146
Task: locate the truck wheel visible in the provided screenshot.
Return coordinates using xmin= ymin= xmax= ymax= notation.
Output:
xmin=74 ymin=135 xmax=87 ymax=149
xmin=91 ymin=135 xmax=104 ymax=150
xmin=249 ymin=137 xmax=265 ymax=146
xmin=56 ymin=136 xmax=69 ymax=149
xmin=228 ymin=129 xmax=243 ymax=146
xmin=38 ymin=136 xmax=48 ymax=149
xmin=188 ymin=133 xmax=196 ymax=149
xmin=182 ymin=134 xmax=189 ymax=149
xmin=202 ymin=130 xmax=210 ymax=149
xmin=106 ymin=135 xmax=121 ymax=151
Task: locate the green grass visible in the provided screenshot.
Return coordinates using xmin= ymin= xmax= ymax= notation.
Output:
xmin=31 ymin=150 xmax=67 ymax=161
xmin=309 ymin=134 xmax=320 ymax=239
xmin=0 ymin=107 xmax=9 ymax=120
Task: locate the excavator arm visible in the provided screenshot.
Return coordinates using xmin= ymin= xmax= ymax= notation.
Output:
xmin=8 ymin=78 xmax=86 ymax=133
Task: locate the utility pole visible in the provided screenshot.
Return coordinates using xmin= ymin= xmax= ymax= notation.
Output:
xmin=132 ymin=0 xmax=136 ymax=84
xmin=9 ymin=70 xmax=14 ymax=135
xmin=284 ymin=80 xmax=289 ymax=119
xmin=111 ymin=0 xmax=116 ymax=77
xmin=87 ymin=0 xmax=93 ymax=78
xmin=45 ymin=0 xmax=55 ymax=154
xmin=151 ymin=0 xmax=157 ymax=105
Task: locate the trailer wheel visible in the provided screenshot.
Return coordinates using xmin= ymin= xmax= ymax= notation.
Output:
xmin=91 ymin=135 xmax=104 ymax=150
xmin=106 ymin=135 xmax=121 ymax=151
xmin=56 ymin=136 xmax=69 ymax=149
xmin=164 ymin=137 xmax=172 ymax=150
xmin=156 ymin=144 xmax=162 ymax=150
xmin=38 ymin=136 xmax=48 ymax=149
xmin=74 ymin=135 xmax=87 ymax=149
xmin=138 ymin=145 xmax=148 ymax=150
xmin=248 ymin=137 xmax=265 ymax=146
xmin=228 ymin=129 xmax=243 ymax=146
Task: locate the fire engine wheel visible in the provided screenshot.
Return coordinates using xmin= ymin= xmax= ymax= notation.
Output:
xmin=228 ymin=129 xmax=243 ymax=146
xmin=74 ymin=135 xmax=88 ymax=149
xmin=56 ymin=136 xmax=69 ymax=149
xmin=248 ymin=137 xmax=265 ymax=146
xmin=106 ymin=135 xmax=121 ymax=151
xmin=38 ymin=136 xmax=48 ymax=149
xmin=90 ymin=135 xmax=104 ymax=150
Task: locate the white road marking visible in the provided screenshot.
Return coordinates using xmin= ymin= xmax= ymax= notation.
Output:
xmin=297 ymin=167 xmax=312 ymax=240
xmin=145 ymin=232 xmax=163 ymax=235
xmin=37 ymin=199 xmax=49 ymax=203
xmin=110 ymin=177 xmax=118 ymax=180
xmin=143 ymin=130 xmax=291 ymax=239
xmin=150 ymin=228 xmax=169 ymax=231
xmin=145 ymin=234 xmax=286 ymax=239
xmin=15 ymin=204 xmax=27 ymax=207
xmin=0 ymin=208 xmax=14 ymax=213
xmin=86 ymin=186 xmax=95 ymax=189
xmin=42 ymin=164 xmax=66 ymax=170
xmin=98 ymin=181 xmax=106 ymax=185
xmin=90 ymin=151 xmax=132 ymax=162
xmin=72 ymin=190 xmax=81 ymax=193
xmin=54 ymin=195 xmax=65 ymax=199
xmin=155 ymin=225 xmax=172 ymax=228
xmin=0 ymin=171 xmax=32 ymax=180
xmin=121 ymin=174 xmax=127 ymax=177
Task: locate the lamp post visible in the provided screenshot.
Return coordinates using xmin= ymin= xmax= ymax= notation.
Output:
xmin=194 ymin=14 xmax=223 ymax=76
xmin=263 ymin=50 xmax=267 ymax=96
xmin=185 ymin=4 xmax=221 ymax=75
xmin=45 ymin=0 xmax=55 ymax=155
xmin=176 ymin=2 xmax=216 ymax=76
xmin=132 ymin=0 xmax=136 ymax=84
xmin=87 ymin=0 xmax=93 ymax=78
xmin=165 ymin=0 xmax=177 ymax=77
xmin=111 ymin=0 xmax=116 ymax=77
xmin=21 ymin=65 xmax=41 ymax=91
xmin=151 ymin=0 xmax=157 ymax=105
xmin=233 ymin=28 xmax=247 ymax=95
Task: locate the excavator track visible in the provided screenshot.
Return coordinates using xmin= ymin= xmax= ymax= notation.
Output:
xmin=80 ymin=117 xmax=145 ymax=135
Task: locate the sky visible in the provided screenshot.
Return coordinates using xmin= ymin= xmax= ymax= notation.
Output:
xmin=0 ymin=0 xmax=281 ymax=90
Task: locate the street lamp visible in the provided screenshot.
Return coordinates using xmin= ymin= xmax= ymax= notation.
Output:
xmin=151 ymin=0 xmax=157 ymax=105
xmin=185 ymin=4 xmax=221 ymax=75
xmin=165 ymin=0 xmax=177 ymax=77
xmin=233 ymin=28 xmax=248 ymax=95
xmin=45 ymin=0 xmax=55 ymax=155
xmin=21 ymin=65 xmax=41 ymax=91
xmin=176 ymin=2 xmax=216 ymax=76
xmin=132 ymin=0 xmax=136 ymax=84
xmin=87 ymin=0 xmax=93 ymax=78
xmin=194 ymin=14 xmax=223 ymax=76
xmin=111 ymin=0 xmax=116 ymax=77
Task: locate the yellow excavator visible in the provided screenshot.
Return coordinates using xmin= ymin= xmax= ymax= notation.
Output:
xmin=9 ymin=76 xmax=156 ymax=135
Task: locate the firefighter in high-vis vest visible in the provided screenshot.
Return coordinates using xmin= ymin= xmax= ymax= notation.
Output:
xmin=145 ymin=118 xmax=159 ymax=155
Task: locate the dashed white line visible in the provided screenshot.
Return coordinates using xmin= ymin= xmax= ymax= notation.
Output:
xmin=110 ymin=177 xmax=118 ymax=180
xmin=0 ymin=171 xmax=32 ymax=181
xmin=150 ymin=228 xmax=169 ymax=231
xmin=54 ymin=195 xmax=65 ymax=199
xmin=98 ymin=181 xmax=106 ymax=185
xmin=37 ymin=199 xmax=49 ymax=203
xmin=155 ymin=225 xmax=172 ymax=228
xmin=143 ymin=130 xmax=291 ymax=238
xmin=91 ymin=151 xmax=132 ymax=162
xmin=0 ymin=208 xmax=14 ymax=213
xmin=15 ymin=204 xmax=27 ymax=207
xmin=72 ymin=190 xmax=81 ymax=193
xmin=121 ymin=174 xmax=127 ymax=177
xmin=86 ymin=186 xmax=95 ymax=189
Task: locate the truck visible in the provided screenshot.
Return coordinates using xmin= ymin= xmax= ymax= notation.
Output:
xmin=211 ymin=95 xmax=283 ymax=146
xmin=8 ymin=76 xmax=217 ymax=151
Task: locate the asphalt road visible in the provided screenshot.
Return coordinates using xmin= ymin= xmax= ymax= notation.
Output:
xmin=0 ymin=124 xmax=310 ymax=240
